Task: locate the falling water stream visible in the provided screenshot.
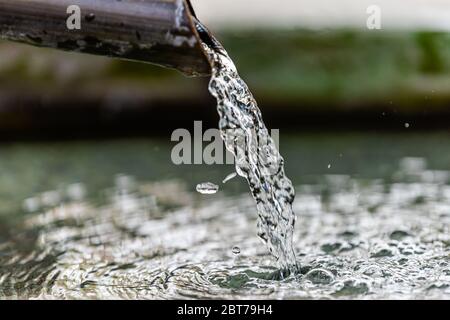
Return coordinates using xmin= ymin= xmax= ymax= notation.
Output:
xmin=199 ymin=24 xmax=298 ymax=274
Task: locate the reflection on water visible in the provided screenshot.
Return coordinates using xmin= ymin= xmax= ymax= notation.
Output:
xmin=0 ymin=151 xmax=449 ymax=299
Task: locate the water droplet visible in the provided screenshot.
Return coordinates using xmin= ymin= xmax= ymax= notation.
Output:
xmin=196 ymin=182 xmax=219 ymax=194
xmin=232 ymin=246 xmax=241 ymax=255
xmin=405 ymin=123 xmax=410 ymax=128
xmin=85 ymin=13 xmax=96 ymax=22
xmin=222 ymin=172 xmax=237 ymax=184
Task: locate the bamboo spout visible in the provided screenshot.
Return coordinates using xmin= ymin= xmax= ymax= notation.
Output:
xmin=0 ymin=0 xmax=212 ymax=76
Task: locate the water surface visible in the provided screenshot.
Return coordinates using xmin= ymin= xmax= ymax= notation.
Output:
xmin=0 ymin=133 xmax=449 ymax=299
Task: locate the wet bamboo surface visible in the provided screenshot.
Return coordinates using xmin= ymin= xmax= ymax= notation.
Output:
xmin=0 ymin=0 xmax=211 ymax=75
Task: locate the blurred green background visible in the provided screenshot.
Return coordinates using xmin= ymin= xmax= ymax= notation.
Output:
xmin=0 ymin=0 xmax=450 ymax=137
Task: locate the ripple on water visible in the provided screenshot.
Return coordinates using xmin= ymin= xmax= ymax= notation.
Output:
xmin=1 ymin=157 xmax=450 ymax=299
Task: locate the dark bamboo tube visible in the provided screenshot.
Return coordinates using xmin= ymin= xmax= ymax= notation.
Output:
xmin=0 ymin=0 xmax=212 ymax=76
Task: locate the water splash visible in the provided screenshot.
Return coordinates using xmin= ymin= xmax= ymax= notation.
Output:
xmin=232 ymin=246 xmax=241 ymax=255
xmin=222 ymin=172 xmax=237 ymax=184
xmin=200 ymin=28 xmax=298 ymax=273
xmin=196 ymin=182 xmax=219 ymax=195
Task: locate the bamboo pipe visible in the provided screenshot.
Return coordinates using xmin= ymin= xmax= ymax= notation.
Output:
xmin=0 ymin=0 xmax=212 ymax=76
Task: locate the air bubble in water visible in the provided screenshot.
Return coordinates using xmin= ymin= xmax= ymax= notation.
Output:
xmin=304 ymin=268 xmax=335 ymax=285
xmin=196 ymin=182 xmax=219 ymax=194
xmin=232 ymin=246 xmax=241 ymax=255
